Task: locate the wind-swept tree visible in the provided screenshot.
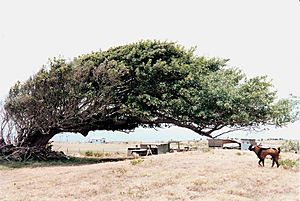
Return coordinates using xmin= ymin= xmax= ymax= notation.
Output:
xmin=2 ymin=40 xmax=299 ymax=149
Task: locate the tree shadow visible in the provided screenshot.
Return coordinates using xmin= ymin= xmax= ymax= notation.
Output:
xmin=0 ymin=156 xmax=131 ymax=170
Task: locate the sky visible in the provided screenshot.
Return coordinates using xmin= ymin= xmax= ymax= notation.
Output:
xmin=0 ymin=0 xmax=299 ymax=141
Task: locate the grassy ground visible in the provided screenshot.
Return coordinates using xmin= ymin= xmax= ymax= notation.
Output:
xmin=1 ymin=142 xmax=299 ymax=201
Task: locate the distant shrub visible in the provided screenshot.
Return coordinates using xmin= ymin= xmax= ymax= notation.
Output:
xmin=130 ymin=158 xmax=143 ymax=166
xmin=191 ymin=146 xmax=199 ymax=151
xmin=85 ymin=151 xmax=93 ymax=157
xmin=279 ymin=159 xmax=299 ymax=169
xmin=200 ymin=147 xmax=212 ymax=153
xmin=112 ymin=167 xmax=127 ymax=177
xmin=93 ymin=152 xmax=104 ymax=157
xmin=281 ymin=140 xmax=299 ymax=153
xmin=96 ymin=152 xmax=108 ymax=157
xmin=83 ymin=151 xmax=112 ymax=157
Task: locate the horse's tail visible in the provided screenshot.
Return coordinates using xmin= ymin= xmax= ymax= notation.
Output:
xmin=278 ymin=147 xmax=281 ymax=154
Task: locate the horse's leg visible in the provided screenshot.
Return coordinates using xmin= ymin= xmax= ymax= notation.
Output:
xmin=271 ymin=158 xmax=275 ymax=167
xmin=262 ymin=159 xmax=265 ymax=167
xmin=275 ymin=158 xmax=280 ymax=168
xmin=258 ymin=159 xmax=263 ymax=166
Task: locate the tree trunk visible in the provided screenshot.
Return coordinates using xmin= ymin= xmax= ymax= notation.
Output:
xmin=29 ymin=134 xmax=56 ymax=147
xmin=0 ymin=137 xmax=5 ymax=146
xmin=18 ymin=131 xmax=57 ymax=147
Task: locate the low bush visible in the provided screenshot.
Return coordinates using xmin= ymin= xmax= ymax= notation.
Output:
xmin=279 ymin=159 xmax=299 ymax=169
xmin=112 ymin=167 xmax=127 ymax=177
xmin=92 ymin=152 xmax=103 ymax=157
xmin=281 ymin=140 xmax=299 ymax=153
xmin=200 ymin=147 xmax=212 ymax=153
xmin=83 ymin=151 xmax=112 ymax=157
xmin=130 ymin=158 xmax=143 ymax=166
xmin=84 ymin=151 xmax=94 ymax=157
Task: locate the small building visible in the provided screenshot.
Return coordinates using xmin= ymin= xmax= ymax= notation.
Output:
xmin=88 ymin=138 xmax=106 ymax=144
xmin=240 ymin=139 xmax=257 ymax=150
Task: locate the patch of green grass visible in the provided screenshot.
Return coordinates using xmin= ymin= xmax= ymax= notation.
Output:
xmin=130 ymin=158 xmax=144 ymax=166
xmin=279 ymin=159 xmax=300 ymax=169
xmin=82 ymin=150 xmax=112 ymax=158
xmin=93 ymin=151 xmax=112 ymax=157
xmin=84 ymin=150 xmax=94 ymax=157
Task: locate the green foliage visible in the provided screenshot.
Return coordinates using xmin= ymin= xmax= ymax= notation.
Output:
xmin=93 ymin=151 xmax=111 ymax=158
xmin=84 ymin=151 xmax=93 ymax=157
xmin=4 ymin=40 xmax=299 ymax=146
xmin=281 ymin=140 xmax=299 ymax=153
xmin=279 ymin=159 xmax=300 ymax=169
xmin=130 ymin=158 xmax=144 ymax=166
xmin=112 ymin=167 xmax=128 ymax=177
xmin=83 ymin=150 xmax=112 ymax=157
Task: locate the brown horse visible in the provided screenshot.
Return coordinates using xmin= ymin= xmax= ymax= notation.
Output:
xmin=249 ymin=145 xmax=280 ymax=168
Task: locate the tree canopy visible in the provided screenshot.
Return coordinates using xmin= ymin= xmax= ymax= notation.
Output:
xmin=2 ymin=40 xmax=299 ymax=147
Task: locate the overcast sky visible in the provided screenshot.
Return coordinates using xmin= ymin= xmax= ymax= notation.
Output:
xmin=0 ymin=0 xmax=299 ymax=140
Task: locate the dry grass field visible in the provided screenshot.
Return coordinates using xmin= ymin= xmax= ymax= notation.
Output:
xmin=50 ymin=141 xmax=138 ymax=157
xmin=1 ymin=141 xmax=299 ymax=201
xmin=50 ymin=140 xmax=207 ymax=156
